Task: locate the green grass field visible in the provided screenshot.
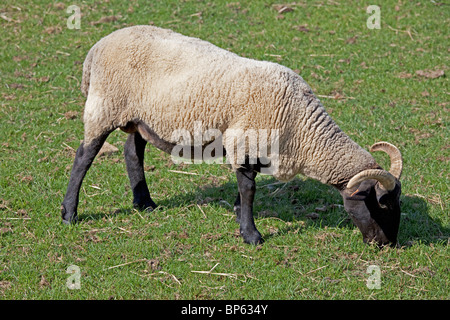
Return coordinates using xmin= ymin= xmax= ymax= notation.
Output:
xmin=0 ymin=0 xmax=448 ymax=300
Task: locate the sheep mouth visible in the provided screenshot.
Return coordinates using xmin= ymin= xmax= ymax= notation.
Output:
xmin=363 ymin=229 xmax=394 ymax=248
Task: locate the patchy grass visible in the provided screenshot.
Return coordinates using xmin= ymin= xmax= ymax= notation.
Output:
xmin=0 ymin=0 xmax=448 ymax=300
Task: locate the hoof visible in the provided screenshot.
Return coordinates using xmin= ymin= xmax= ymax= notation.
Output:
xmin=241 ymin=230 xmax=264 ymax=245
xmin=134 ymin=202 xmax=157 ymax=212
xmin=62 ymin=215 xmax=78 ymax=225
xmin=62 ymin=216 xmax=78 ymax=225
xmin=61 ymin=204 xmax=78 ymax=224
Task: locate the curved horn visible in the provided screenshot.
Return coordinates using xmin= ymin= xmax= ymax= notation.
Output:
xmin=370 ymin=142 xmax=403 ymax=179
xmin=347 ymin=169 xmax=396 ymax=191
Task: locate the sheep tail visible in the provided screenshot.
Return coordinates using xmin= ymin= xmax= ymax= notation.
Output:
xmin=80 ymin=47 xmax=95 ymax=97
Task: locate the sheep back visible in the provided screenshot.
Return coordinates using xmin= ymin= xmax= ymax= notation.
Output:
xmin=81 ymin=25 xmax=375 ymax=184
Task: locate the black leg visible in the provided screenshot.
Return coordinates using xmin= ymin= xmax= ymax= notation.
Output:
xmin=124 ymin=132 xmax=157 ymax=211
xmin=235 ymin=165 xmax=263 ymax=245
xmin=61 ymin=133 xmax=110 ymax=224
xmin=233 ymin=192 xmax=241 ymax=223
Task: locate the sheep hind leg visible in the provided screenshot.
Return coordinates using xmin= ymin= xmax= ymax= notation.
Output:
xmin=124 ymin=131 xmax=157 ymax=211
xmin=235 ymin=165 xmax=263 ymax=245
xmin=61 ymin=132 xmax=111 ymax=224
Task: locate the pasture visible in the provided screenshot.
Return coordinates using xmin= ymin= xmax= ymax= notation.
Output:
xmin=0 ymin=0 xmax=448 ymax=300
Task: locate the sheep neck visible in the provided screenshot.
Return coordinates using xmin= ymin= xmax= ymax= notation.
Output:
xmin=287 ymin=94 xmax=378 ymax=187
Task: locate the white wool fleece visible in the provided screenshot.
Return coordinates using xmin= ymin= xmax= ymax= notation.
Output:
xmin=81 ymin=25 xmax=377 ymax=185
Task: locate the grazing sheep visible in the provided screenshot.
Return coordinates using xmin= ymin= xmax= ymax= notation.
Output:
xmin=61 ymin=25 xmax=403 ymax=246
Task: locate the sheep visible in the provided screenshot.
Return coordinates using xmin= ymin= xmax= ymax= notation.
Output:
xmin=61 ymin=25 xmax=403 ymax=246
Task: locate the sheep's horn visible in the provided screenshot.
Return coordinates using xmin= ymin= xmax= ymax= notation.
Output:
xmin=347 ymin=169 xmax=396 ymax=191
xmin=370 ymin=142 xmax=403 ymax=179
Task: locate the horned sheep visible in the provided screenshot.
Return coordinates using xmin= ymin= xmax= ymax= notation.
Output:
xmin=62 ymin=25 xmax=403 ymax=246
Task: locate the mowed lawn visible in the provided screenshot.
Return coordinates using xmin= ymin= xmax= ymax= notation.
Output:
xmin=0 ymin=0 xmax=448 ymax=299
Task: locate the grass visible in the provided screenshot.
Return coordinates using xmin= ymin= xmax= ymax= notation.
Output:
xmin=0 ymin=0 xmax=448 ymax=300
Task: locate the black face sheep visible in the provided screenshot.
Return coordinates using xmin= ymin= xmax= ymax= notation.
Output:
xmin=61 ymin=26 xmax=403 ymax=246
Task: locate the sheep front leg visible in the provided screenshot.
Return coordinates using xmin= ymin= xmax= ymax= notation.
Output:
xmin=124 ymin=132 xmax=157 ymax=211
xmin=61 ymin=133 xmax=110 ymax=224
xmin=235 ymin=166 xmax=263 ymax=245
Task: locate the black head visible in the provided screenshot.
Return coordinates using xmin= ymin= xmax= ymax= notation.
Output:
xmin=340 ymin=141 xmax=403 ymax=247
xmin=341 ymin=179 xmax=401 ymax=246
